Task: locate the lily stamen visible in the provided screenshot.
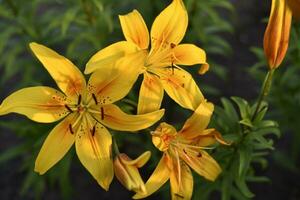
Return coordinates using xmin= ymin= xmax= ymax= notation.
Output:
xmin=64 ymin=104 xmax=73 ymax=113
xmin=92 ymin=93 xmax=98 ymax=105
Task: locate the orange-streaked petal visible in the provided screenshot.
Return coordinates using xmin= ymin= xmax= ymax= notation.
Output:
xmin=133 ymin=154 xmax=171 ymax=199
xmin=92 ymin=104 xmax=164 ymax=131
xmin=137 ymin=73 xmax=164 ymax=114
xmin=0 ymin=86 xmax=69 ymax=123
xmin=34 ymin=113 xmax=77 ymax=174
xmin=29 ymin=43 xmax=86 ymax=100
xmin=87 ymin=51 xmax=146 ymax=105
xmin=119 ymin=10 xmax=150 ymax=49
xmin=85 ymin=41 xmax=140 ymax=74
xmin=179 ymin=101 xmax=214 ymax=139
xmin=180 ymin=150 xmax=221 ymax=181
xmin=263 ymin=0 xmax=292 ymax=69
xmin=151 ymin=0 xmax=188 ymax=49
xmin=157 ymin=67 xmax=205 ymax=110
xmin=170 ymin=161 xmax=193 ymax=200
xmin=75 ymin=115 xmax=113 ymax=191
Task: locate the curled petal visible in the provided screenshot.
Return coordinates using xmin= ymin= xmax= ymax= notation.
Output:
xmin=75 ymin=116 xmax=113 ymax=190
xmin=119 ymin=10 xmax=150 ymax=49
xmin=92 ymin=104 xmax=164 ymax=131
xmin=179 ymin=101 xmax=214 ymax=139
xmin=122 ymin=151 xmax=151 ymax=168
xmin=193 ymin=129 xmax=231 ymax=147
xmin=137 ymin=73 xmax=164 ymax=114
xmin=151 ymin=0 xmax=188 ymax=49
xmin=157 ymin=67 xmax=205 ymax=110
xmin=35 ymin=113 xmax=77 ymax=174
xmin=30 ymin=43 xmax=86 ymax=100
xmin=264 ymin=0 xmax=292 ymax=69
xmin=133 ymin=154 xmax=171 ymax=199
xmin=0 ymin=87 xmax=68 ymax=123
xmin=85 ymin=41 xmax=140 ymax=74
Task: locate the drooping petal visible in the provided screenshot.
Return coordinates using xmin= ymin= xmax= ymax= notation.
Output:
xmin=151 ymin=0 xmax=188 ymax=49
xmin=157 ymin=67 xmax=204 ymax=110
xmin=170 ymin=161 xmax=193 ymax=200
xmin=119 ymin=10 xmax=150 ymax=49
xmin=133 ymin=154 xmax=171 ymax=199
xmin=122 ymin=151 xmax=151 ymax=168
xmin=85 ymin=41 xmax=140 ymax=74
xmin=29 ymin=43 xmax=86 ymax=100
xmin=180 ymin=150 xmax=221 ymax=181
xmin=0 ymin=86 xmax=69 ymax=123
xmin=137 ymin=73 xmax=164 ymax=114
xmin=91 ymin=104 xmax=164 ymax=131
xmin=35 ymin=113 xmax=77 ymax=174
xmin=263 ymin=0 xmax=292 ymax=69
xmin=87 ymin=51 xmax=146 ymax=105
xmin=179 ymin=101 xmax=214 ymax=139
xmin=75 ymin=115 xmax=113 ymax=191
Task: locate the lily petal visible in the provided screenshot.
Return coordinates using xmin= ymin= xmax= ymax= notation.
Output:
xmin=0 ymin=87 xmax=68 ymax=123
xmin=87 ymin=52 xmax=146 ymax=104
xmin=170 ymin=161 xmax=193 ymax=200
xmin=138 ymin=73 xmax=164 ymax=114
xmin=35 ymin=113 xmax=77 ymax=174
xmin=92 ymin=104 xmax=164 ymax=131
xmin=151 ymin=0 xmax=188 ymax=49
xmin=119 ymin=10 xmax=150 ymax=49
xmin=157 ymin=67 xmax=204 ymax=110
xmin=122 ymin=151 xmax=151 ymax=168
xmin=194 ymin=129 xmax=231 ymax=147
xmin=85 ymin=41 xmax=140 ymax=74
xmin=75 ymin=115 xmax=113 ymax=190
xmin=133 ymin=154 xmax=171 ymax=199
xmin=179 ymin=101 xmax=214 ymax=139
xmin=29 ymin=43 xmax=86 ymax=100
xmin=180 ymin=150 xmax=221 ymax=181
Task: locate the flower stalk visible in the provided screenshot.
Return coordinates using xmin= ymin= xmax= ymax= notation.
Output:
xmin=252 ymin=69 xmax=275 ymax=121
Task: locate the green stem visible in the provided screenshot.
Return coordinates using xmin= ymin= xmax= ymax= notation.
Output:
xmin=251 ymin=69 xmax=275 ymax=121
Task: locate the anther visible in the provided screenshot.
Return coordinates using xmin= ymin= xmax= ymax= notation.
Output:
xmin=77 ymin=95 xmax=82 ymax=105
xmin=65 ymin=105 xmax=73 ymax=113
xmin=101 ymin=107 xmax=104 ymax=120
xmin=92 ymin=93 xmax=98 ymax=105
xmin=183 ymin=149 xmax=187 ymax=154
xmin=69 ymin=124 xmax=74 ymax=134
xmin=174 ymin=193 xmax=184 ymax=199
xmin=91 ymin=126 xmax=96 ymax=136
xmin=170 ymin=43 xmax=176 ymax=49
xmin=197 ymin=152 xmax=202 ymax=157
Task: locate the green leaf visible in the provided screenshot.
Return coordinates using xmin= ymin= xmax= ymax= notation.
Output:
xmin=231 ymin=97 xmax=251 ymax=119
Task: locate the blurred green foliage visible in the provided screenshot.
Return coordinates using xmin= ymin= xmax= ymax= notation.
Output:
xmin=0 ymin=0 xmax=291 ymax=199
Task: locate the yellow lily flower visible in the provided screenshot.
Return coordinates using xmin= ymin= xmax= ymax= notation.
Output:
xmin=85 ymin=0 xmax=208 ymax=114
xmin=133 ymin=102 xmax=229 ymax=199
xmin=0 ymin=43 xmax=165 ymax=191
xmin=264 ymin=0 xmax=292 ymax=69
xmin=114 ymin=151 xmax=151 ymax=194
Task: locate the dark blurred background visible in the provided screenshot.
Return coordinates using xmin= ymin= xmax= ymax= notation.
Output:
xmin=0 ymin=0 xmax=299 ymax=199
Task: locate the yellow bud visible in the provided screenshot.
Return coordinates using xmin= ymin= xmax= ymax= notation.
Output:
xmin=264 ymin=0 xmax=292 ymax=69
xmin=114 ymin=152 xmax=151 ymax=194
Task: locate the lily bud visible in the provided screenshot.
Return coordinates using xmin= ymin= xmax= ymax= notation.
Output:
xmin=264 ymin=0 xmax=292 ymax=69
xmin=287 ymin=0 xmax=300 ymax=20
xmin=114 ymin=151 xmax=151 ymax=194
